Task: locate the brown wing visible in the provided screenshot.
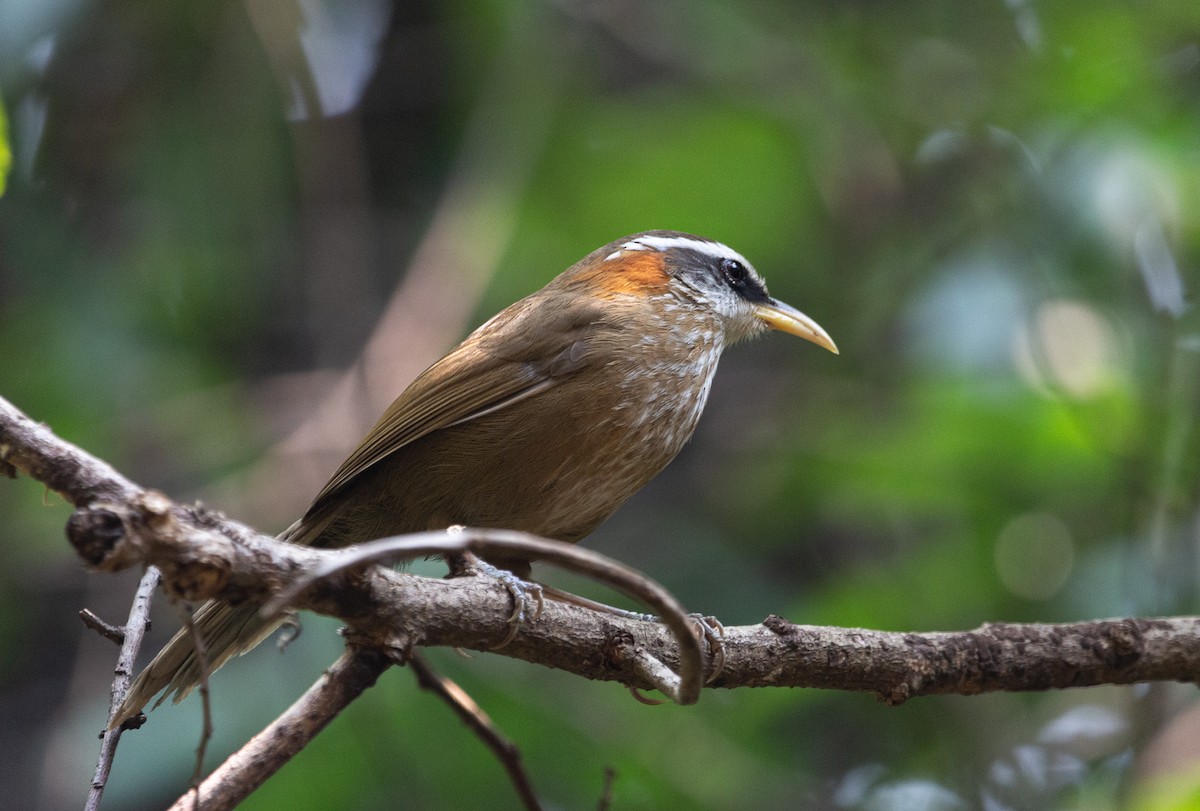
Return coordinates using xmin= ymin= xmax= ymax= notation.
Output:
xmin=304 ymin=291 xmax=611 ymax=514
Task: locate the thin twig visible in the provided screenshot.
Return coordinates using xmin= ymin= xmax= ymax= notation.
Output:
xmin=262 ymin=529 xmax=706 ymax=705
xmin=628 ymin=649 xmax=681 ymax=702
xmin=85 ymin=567 xmax=162 ymax=811
xmin=410 ymin=652 xmax=543 ymax=811
xmin=596 ymin=766 xmax=616 ymax=811
xmin=163 ymin=646 xmax=391 ymax=811
xmin=79 ymin=609 xmax=126 ymax=645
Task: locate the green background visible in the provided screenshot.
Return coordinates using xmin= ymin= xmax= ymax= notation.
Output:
xmin=2 ymin=1 xmax=1199 ymax=808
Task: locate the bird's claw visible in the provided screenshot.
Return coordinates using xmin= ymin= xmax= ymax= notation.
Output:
xmin=688 ymin=614 xmax=726 ymax=683
xmin=469 ymin=558 xmax=544 ymax=648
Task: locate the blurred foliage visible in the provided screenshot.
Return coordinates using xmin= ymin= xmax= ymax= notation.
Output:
xmin=2 ymin=0 xmax=1200 ymax=809
xmin=0 ymin=95 xmax=9 ymax=197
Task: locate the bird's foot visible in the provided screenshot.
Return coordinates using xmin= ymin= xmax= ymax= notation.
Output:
xmin=475 ymin=558 xmax=545 ymax=630
xmin=448 ymin=551 xmax=544 ymax=648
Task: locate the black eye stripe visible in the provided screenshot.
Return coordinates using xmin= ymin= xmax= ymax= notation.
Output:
xmin=713 ymin=256 xmax=770 ymax=303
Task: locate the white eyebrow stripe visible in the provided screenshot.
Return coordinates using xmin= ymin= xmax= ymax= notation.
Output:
xmin=604 ymin=235 xmax=751 ymax=266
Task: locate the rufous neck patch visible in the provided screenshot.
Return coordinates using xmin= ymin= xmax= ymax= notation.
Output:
xmin=577 ymin=251 xmax=671 ymax=297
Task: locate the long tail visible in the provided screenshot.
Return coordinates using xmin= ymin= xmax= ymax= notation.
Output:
xmin=109 ymin=517 xmax=326 ymax=729
xmin=108 ymin=600 xmax=282 ymax=729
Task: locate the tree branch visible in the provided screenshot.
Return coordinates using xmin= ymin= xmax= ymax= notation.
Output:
xmin=0 ymin=395 xmax=141 ymax=505
xmin=263 ymin=529 xmax=709 ymax=705
xmin=3 ymin=393 xmax=1199 ymax=707
xmin=164 ymin=646 xmax=392 ymax=811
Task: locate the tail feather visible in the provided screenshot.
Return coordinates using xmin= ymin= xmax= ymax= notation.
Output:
xmin=109 ymin=600 xmax=280 ymax=729
xmin=108 ymin=516 xmax=339 ymax=729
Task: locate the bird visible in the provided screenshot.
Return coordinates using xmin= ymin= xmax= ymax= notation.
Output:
xmin=111 ymin=230 xmax=836 ymax=728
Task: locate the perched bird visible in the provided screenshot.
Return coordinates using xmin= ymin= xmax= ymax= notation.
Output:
xmin=112 ymin=230 xmax=836 ymax=727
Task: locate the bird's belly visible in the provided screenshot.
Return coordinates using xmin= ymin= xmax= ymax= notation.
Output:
xmin=481 ymin=347 xmax=720 ymax=541
xmin=544 ymin=415 xmax=710 ymax=537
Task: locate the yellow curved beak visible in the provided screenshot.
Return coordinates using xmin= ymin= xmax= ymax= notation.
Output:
xmin=754 ymin=299 xmax=839 ymax=354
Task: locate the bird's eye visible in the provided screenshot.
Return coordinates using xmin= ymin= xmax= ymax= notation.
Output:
xmin=722 ymin=259 xmax=749 ymax=288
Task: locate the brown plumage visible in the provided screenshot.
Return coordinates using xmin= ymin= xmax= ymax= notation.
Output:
xmin=112 ymin=230 xmax=836 ymax=727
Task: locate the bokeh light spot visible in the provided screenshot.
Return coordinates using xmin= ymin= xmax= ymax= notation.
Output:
xmin=994 ymin=512 xmax=1075 ymax=601
xmin=1013 ymin=299 xmax=1118 ymax=399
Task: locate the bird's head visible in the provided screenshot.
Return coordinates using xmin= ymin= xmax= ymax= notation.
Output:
xmin=586 ymin=230 xmax=838 ymax=353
